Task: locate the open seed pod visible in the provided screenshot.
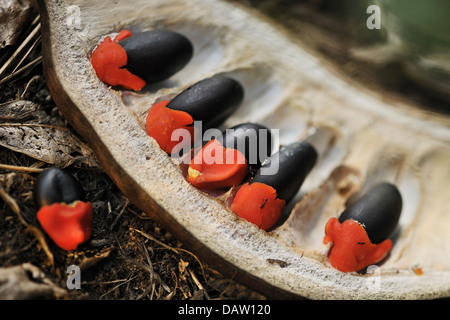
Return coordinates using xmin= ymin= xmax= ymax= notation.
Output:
xmin=38 ymin=0 xmax=450 ymax=299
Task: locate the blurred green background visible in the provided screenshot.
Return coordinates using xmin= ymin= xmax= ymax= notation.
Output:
xmin=231 ymin=0 xmax=450 ymax=112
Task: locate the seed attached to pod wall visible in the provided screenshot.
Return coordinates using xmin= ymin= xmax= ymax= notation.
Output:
xmin=231 ymin=141 xmax=317 ymax=230
xmin=91 ymin=29 xmax=193 ymax=91
xmin=323 ymin=182 xmax=402 ymax=272
xmin=218 ymin=122 xmax=273 ymax=168
xmin=34 ymin=168 xmax=92 ymax=251
xmin=146 ymin=75 xmax=244 ymax=154
xmin=187 ymin=123 xmax=272 ymax=190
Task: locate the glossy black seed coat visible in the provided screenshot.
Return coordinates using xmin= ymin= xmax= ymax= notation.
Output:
xmin=119 ymin=30 xmax=193 ymax=83
xmin=218 ymin=123 xmax=273 ymax=167
xmin=33 ymin=168 xmax=85 ymax=209
xmin=339 ymin=182 xmax=402 ymax=244
xmin=251 ymin=141 xmax=317 ymax=203
xmin=167 ymin=75 xmax=244 ymax=129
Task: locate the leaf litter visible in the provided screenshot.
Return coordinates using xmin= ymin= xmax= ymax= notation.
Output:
xmin=0 ymin=100 xmax=99 ymax=168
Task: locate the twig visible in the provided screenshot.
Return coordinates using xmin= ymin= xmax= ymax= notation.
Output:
xmin=12 ymin=35 xmax=41 ymax=74
xmin=98 ymin=275 xmax=137 ymax=299
xmin=0 ymin=122 xmax=70 ymax=130
xmin=0 ymin=163 xmax=45 ymax=173
xmin=188 ymin=267 xmax=211 ymax=300
xmin=0 ymin=186 xmax=54 ymax=266
xmin=21 ymin=75 xmax=41 ymax=97
xmin=131 ymin=228 xmax=208 ymax=287
xmin=132 ymin=228 xmax=180 ymax=254
xmin=141 ymin=242 xmax=154 ymax=282
xmin=109 ymin=198 xmax=130 ymax=231
xmin=0 ymin=56 xmax=42 ymax=86
xmin=0 ymin=23 xmax=41 ymax=76
xmin=135 ymin=244 xmax=156 ymax=300
xmin=128 ymin=207 xmax=152 ymax=220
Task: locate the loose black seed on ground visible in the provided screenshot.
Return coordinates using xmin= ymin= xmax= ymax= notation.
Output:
xmin=33 ymin=167 xmax=85 ymax=209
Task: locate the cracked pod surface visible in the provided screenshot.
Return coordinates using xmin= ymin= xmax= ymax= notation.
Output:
xmin=38 ymin=0 xmax=450 ymax=299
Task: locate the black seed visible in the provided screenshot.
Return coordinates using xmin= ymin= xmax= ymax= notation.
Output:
xmin=33 ymin=168 xmax=85 ymax=209
xmin=339 ymin=182 xmax=402 ymax=244
xmin=251 ymin=141 xmax=317 ymax=203
xmin=119 ymin=30 xmax=193 ymax=83
xmin=218 ymin=123 xmax=273 ymax=167
xmin=167 ymin=75 xmax=244 ymax=129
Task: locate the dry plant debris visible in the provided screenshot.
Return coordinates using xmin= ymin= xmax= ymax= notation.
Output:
xmin=0 ymin=0 xmax=36 ymax=49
